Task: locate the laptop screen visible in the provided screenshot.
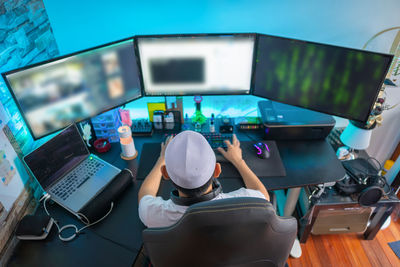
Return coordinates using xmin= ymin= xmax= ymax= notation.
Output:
xmin=24 ymin=124 xmax=89 ymax=190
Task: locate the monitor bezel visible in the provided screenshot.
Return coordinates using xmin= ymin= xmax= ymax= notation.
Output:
xmin=251 ymin=33 xmax=394 ymax=124
xmin=1 ymin=37 xmax=144 ymax=140
xmin=135 ymin=33 xmax=257 ymax=97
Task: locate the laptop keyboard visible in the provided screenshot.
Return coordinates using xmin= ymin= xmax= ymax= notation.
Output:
xmin=49 ymin=157 xmax=105 ymax=201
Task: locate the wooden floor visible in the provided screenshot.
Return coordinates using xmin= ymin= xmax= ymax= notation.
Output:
xmin=288 ymin=216 xmax=400 ymax=267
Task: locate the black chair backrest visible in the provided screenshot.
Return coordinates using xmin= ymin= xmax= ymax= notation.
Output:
xmin=143 ymin=197 xmax=297 ymax=267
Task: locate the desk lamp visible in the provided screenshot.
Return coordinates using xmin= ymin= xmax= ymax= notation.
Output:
xmin=339 ymin=120 xmax=374 ymax=159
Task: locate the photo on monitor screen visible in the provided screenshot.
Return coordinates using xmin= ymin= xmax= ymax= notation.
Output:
xmin=3 ymin=39 xmax=142 ymax=139
xmin=137 ymin=34 xmax=255 ymax=96
xmin=253 ymin=34 xmax=393 ymax=123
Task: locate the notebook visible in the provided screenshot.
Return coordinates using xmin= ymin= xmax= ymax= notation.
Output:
xmin=24 ymin=124 xmax=120 ymax=213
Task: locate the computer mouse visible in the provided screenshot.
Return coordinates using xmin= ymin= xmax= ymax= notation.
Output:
xmin=253 ymin=142 xmax=270 ymax=159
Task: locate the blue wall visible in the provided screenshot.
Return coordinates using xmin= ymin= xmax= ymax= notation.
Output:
xmin=42 ymin=0 xmax=400 ymax=122
xmin=44 ymin=0 xmax=400 ymax=54
xmin=0 ymin=0 xmax=59 ymax=154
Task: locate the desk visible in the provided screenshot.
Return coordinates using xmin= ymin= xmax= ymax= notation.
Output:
xmin=110 ymin=131 xmax=346 ymax=190
xmin=7 ymin=131 xmax=346 ymax=266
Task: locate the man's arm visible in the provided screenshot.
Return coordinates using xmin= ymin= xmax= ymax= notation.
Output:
xmin=217 ymin=134 xmax=270 ymax=201
xmin=138 ymin=137 xmax=172 ymax=202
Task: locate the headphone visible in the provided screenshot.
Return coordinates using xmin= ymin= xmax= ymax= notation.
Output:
xmin=170 ymin=179 xmax=222 ymax=206
xmin=335 ymin=158 xmax=391 ymax=206
xmin=335 ymin=174 xmax=386 ymax=206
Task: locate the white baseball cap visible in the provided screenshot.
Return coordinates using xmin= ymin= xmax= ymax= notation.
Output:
xmin=165 ymin=130 xmax=216 ymax=189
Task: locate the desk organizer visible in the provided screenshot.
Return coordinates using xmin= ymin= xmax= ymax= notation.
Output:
xmin=91 ymin=109 xmax=121 ymax=143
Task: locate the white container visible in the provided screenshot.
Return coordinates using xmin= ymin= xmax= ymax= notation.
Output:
xmin=118 ymin=126 xmax=137 ymax=159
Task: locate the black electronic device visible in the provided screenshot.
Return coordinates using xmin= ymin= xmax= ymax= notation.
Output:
xmin=335 ymin=158 xmax=389 ymax=206
xmin=136 ymin=33 xmax=256 ymax=96
xmin=253 ymin=34 xmax=393 ymax=123
xmin=131 ymin=119 xmax=153 ymax=136
xmin=204 ymin=132 xmax=232 ymax=149
xmin=258 ymin=100 xmax=336 ymax=140
xmin=23 ymin=124 xmax=122 ymax=216
xmin=219 ymin=125 xmax=234 ymax=133
xmin=170 ymin=179 xmax=222 ymax=206
xmin=219 ymin=117 xmax=234 ymax=133
xmin=2 ymin=38 xmax=143 ymax=139
xmin=16 ymin=215 xmax=54 ymax=240
xmin=164 ymin=132 xmax=233 ymax=149
xmin=163 ymin=132 xmax=233 ymax=163
xmin=253 ymin=142 xmax=271 ymax=159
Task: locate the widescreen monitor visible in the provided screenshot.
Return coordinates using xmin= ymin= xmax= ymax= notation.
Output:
xmin=137 ymin=34 xmax=255 ymax=96
xmin=253 ymin=34 xmax=393 ymax=123
xmin=3 ymin=39 xmax=142 ymax=139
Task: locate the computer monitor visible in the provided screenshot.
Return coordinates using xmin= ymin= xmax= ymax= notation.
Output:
xmin=2 ymin=39 xmax=142 ymax=139
xmin=137 ymin=34 xmax=256 ymax=96
xmin=252 ymin=34 xmax=393 ymax=123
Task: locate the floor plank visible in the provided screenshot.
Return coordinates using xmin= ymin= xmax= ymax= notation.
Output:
xmin=288 ymin=216 xmax=400 ymax=267
xmin=341 ymin=234 xmax=371 ymax=267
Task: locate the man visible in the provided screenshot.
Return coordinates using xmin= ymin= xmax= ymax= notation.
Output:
xmin=138 ymin=130 xmax=269 ymax=228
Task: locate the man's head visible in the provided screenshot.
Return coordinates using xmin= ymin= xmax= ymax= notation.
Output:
xmin=161 ymin=131 xmax=221 ymax=197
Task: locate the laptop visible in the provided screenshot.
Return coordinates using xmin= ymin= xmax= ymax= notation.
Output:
xmin=24 ymin=124 xmax=121 ymax=214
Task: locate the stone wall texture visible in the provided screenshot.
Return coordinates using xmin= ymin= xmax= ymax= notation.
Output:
xmin=0 ymin=0 xmax=58 ymax=70
xmin=0 ymin=0 xmax=59 ymax=153
xmin=0 ymin=1 xmax=59 ymax=255
xmin=0 ymin=0 xmax=59 ymax=200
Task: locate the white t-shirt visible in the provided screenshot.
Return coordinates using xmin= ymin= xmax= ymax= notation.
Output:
xmin=138 ymin=187 xmax=266 ymax=228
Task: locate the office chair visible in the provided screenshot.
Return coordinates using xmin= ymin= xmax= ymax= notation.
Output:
xmin=142 ymin=197 xmax=297 ymax=267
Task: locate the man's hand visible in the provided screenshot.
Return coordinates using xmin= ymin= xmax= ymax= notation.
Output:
xmin=159 ymin=136 xmax=173 ymax=164
xmin=218 ymin=134 xmax=269 ymax=200
xmin=138 ymin=135 xmax=173 ymax=202
xmin=217 ymin=134 xmax=243 ymax=167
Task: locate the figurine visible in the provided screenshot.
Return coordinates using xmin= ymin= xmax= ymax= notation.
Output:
xmin=81 ymin=123 xmax=92 ymax=147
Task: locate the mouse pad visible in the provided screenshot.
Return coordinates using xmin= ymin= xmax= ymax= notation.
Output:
xmin=137 ymin=141 xmax=286 ymax=179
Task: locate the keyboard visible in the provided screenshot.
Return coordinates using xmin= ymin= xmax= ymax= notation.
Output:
xmin=49 ymin=157 xmax=105 ymax=201
xmin=164 ymin=132 xmax=233 ymax=149
xmin=164 ymin=132 xmax=233 ymax=163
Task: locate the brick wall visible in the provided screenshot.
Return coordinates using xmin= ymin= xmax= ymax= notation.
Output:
xmin=0 ymin=0 xmax=59 ymax=155
xmin=0 ymin=0 xmax=58 ymax=69
xmin=0 ymin=0 xmax=59 ymax=258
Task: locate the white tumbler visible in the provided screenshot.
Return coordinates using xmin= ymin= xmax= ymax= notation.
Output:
xmin=118 ymin=126 xmax=137 ymax=160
